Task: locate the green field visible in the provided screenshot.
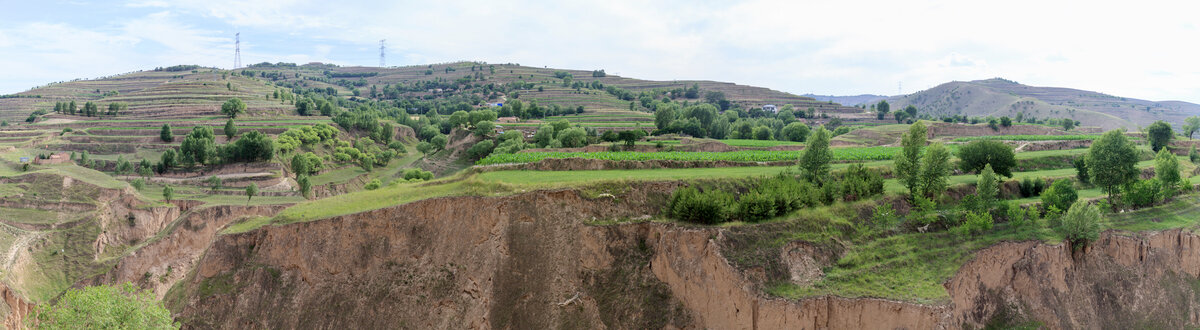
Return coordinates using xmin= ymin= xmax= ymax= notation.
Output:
xmin=953 ymin=134 xmax=1100 ymax=142
xmin=476 ymin=146 xmax=919 ymax=165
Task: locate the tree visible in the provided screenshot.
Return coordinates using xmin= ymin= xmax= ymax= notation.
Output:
xmin=752 ymin=126 xmax=771 ymax=140
xmin=557 ymin=127 xmax=588 ymax=148
xmin=894 ymin=122 xmax=927 ymax=197
xmin=221 ymin=131 xmax=274 ymax=162
xmin=618 ymin=130 xmax=645 ymax=147
xmin=290 ymin=152 xmax=322 ymax=176
xmin=416 ymin=142 xmax=434 ymax=154
xmin=220 ymin=98 xmax=246 ymax=118
xmin=466 ymin=140 xmax=495 ymax=159
xmin=33 ymin=283 xmax=178 ymax=329
xmin=533 ymin=125 xmax=555 ymax=147
xmin=876 ymin=100 xmax=890 ymax=119
xmin=1146 ymin=120 xmax=1173 ymax=152
xmin=798 ymin=126 xmax=832 ymax=183
xmin=1041 ymin=179 xmax=1078 ymax=212
xmin=115 ymin=156 xmax=132 ymax=174
xmin=245 ymin=183 xmax=258 ymax=204
xmin=1155 ymin=147 xmax=1181 ymax=197
xmin=956 ymin=140 xmax=1017 ymax=177
xmin=1087 ymin=130 xmax=1140 ymax=199
xmin=160 ymin=124 xmax=173 ymax=142
xmin=1184 ymin=116 xmax=1200 ymax=139
xmin=781 ymin=122 xmax=811 ymax=142
xmin=448 ymin=110 xmax=470 ymax=128
xmin=975 ymin=164 xmax=999 ymax=208
xmin=473 ymin=120 xmax=496 ymax=137
xmin=430 ymin=134 xmax=448 ymax=150
xmin=297 ymin=175 xmax=312 ymax=199
xmin=159 ymin=149 xmax=178 ymax=170
xmin=207 ymin=175 xmax=222 ymax=191
xmin=162 ymin=185 xmax=174 ymax=202
xmin=1000 ymin=116 xmax=1012 ymax=127
xmin=179 ymin=126 xmax=216 ymax=166
xmin=1057 ymin=200 xmax=1101 ymax=249
xmin=1073 ymin=156 xmax=1090 ymax=184
xmin=224 ymin=119 xmax=237 ymax=140
xmin=920 ymin=142 xmax=953 ymax=198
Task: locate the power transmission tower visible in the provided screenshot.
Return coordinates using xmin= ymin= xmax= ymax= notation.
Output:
xmin=379 ymin=39 xmax=386 ymax=67
xmin=234 ymin=33 xmax=242 ymax=69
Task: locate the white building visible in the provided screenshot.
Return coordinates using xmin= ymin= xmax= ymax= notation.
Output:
xmin=762 ymin=104 xmax=778 ymax=113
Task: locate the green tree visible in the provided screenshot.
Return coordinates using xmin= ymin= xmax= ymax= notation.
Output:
xmin=1185 ymin=116 xmax=1200 ymax=139
xmin=159 ymin=149 xmax=178 ymax=170
xmin=752 ymin=126 xmax=771 ymax=140
xmin=956 ymin=140 xmax=1016 ymax=177
xmin=975 ymin=164 xmax=999 ymax=209
xmin=919 ymin=142 xmax=953 ymax=198
xmin=875 ymin=100 xmax=890 ymax=119
xmin=33 ymin=283 xmax=178 ymax=329
xmin=557 ymin=127 xmax=588 ymax=148
xmin=160 ymin=124 xmax=173 ymax=142
xmin=1041 ymin=179 xmax=1078 ymax=212
xmin=245 ymin=183 xmax=258 ymax=204
xmin=224 ymin=119 xmax=237 ymax=140
xmin=618 ymin=130 xmax=646 ymax=147
xmin=1146 ymin=120 xmax=1174 ymax=152
xmin=654 ymin=104 xmax=677 ymax=130
xmin=533 ymin=125 xmax=555 ymax=147
xmin=207 ymin=175 xmax=222 ymax=191
xmin=179 ymin=126 xmax=216 ymax=166
xmin=1155 ymin=147 xmax=1181 ymax=197
xmin=220 ymin=98 xmax=247 ymax=118
xmin=162 ymin=185 xmax=174 ymax=202
xmin=1057 ymin=200 xmax=1101 ymax=249
xmin=466 ymin=140 xmax=495 ymax=159
xmin=416 ymin=142 xmax=434 ymax=154
xmin=297 ymin=175 xmax=312 ymax=199
xmin=1000 ymin=116 xmax=1012 ymax=127
xmin=448 ymin=110 xmax=470 ymax=128
xmin=473 ymin=120 xmax=496 ymax=137
xmin=798 ymin=126 xmax=832 ymax=183
xmin=894 ymin=121 xmax=927 ymax=197
xmin=1087 ymin=130 xmax=1140 ymax=199
xmin=430 ymin=134 xmax=448 ymax=150
xmin=781 ymin=122 xmax=811 ymax=142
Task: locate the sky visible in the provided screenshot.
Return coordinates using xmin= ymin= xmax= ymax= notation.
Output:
xmin=1 ymin=0 xmax=1199 ymax=103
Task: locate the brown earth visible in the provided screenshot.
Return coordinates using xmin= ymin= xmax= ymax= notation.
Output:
xmin=160 ymin=183 xmax=1200 ymax=329
xmin=475 ymin=158 xmax=795 ymax=171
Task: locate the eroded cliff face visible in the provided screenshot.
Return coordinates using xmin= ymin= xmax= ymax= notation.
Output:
xmin=166 ymin=186 xmax=1200 ymax=329
xmin=949 ymin=230 xmax=1200 ymax=329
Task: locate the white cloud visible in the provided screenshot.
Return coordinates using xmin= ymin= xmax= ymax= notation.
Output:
xmin=3 ymin=0 xmax=1200 ymax=103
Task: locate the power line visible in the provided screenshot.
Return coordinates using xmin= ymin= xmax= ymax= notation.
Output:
xmin=380 ymin=39 xmax=386 ymax=67
xmin=234 ymin=33 xmax=242 ymax=69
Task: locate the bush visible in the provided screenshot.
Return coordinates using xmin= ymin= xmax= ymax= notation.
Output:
xmin=956 ymin=211 xmax=994 ymax=237
xmin=466 ymin=140 xmax=495 ymax=160
xmin=737 ymin=191 xmax=777 ymax=222
xmin=364 ymin=179 xmax=382 ymax=190
xmin=33 ymin=283 xmax=177 ymax=329
xmin=666 ymin=187 xmax=734 ymax=224
xmin=1006 ymin=202 xmax=1039 ymax=232
xmin=957 ymin=140 xmax=1016 ymax=177
xmin=1018 ymin=177 xmax=1045 ymax=198
xmin=403 ymin=168 xmax=434 ymax=181
xmin=839 ymin=164 xmax=883 ymax=201
xmin=1057 ymin=200 xmax=1101 ymax=249
xmin=1040 ymin=179 xmax=1078 ymax=213
xmin=1122 ymin=178 xmax=1162 ymax=208
xmin=1073 ymin=156 xmax=1089 ymax=184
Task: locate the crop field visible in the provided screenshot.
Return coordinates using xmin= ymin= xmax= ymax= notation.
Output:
xmin=952 ymin=134 xmax=1101 ymax=142
xmin=718 ymin=139 xmax=804 ymax=147
xmin=477 ymin=146 xmax=921 ymax=165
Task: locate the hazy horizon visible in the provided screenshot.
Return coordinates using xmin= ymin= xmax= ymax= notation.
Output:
xmin=1 ymin=0 xmax=1197 ymax=103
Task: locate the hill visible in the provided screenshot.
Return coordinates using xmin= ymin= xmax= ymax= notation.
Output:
xmin=0 ymin=62 xmax=859 ymax=124
xmin=802 ymin=93 xmax=889 ymax=106
xmin=882 ymin=78 xmax=1200 ymax=129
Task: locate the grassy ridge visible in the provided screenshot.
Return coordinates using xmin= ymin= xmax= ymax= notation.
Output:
xmin=476 ymin=147 xmax=918 ymax=165
xmin=953 ymin=134 xmax=1100 ymax=142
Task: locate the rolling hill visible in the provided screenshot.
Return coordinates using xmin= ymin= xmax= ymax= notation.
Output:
xmin=881 ymin=78 xmax=1200 ymax=129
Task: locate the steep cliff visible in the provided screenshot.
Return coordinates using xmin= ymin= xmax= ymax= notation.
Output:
xmin=165 ymin=186 xmax=1200 ymax=329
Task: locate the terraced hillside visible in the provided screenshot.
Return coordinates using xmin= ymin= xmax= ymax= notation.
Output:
xmin=883 ymin=78 xmax=1200 ymax=130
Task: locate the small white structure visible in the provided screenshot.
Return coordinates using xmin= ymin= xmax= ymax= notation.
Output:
xmin=762 ymin=105 xmax=778 ymax=113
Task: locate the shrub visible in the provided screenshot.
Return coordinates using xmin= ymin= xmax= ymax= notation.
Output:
xmin=956 ymin=211 xmax=994 ymax=237
xmin=1057 ymin=201 xmax=1101 ymax=249
xmin=957 ymin=140 xmax=1016 ymax=177
xmin=466 ymin=140 xmax=495 ymax=160
xmin=33 ymin=283 xmax=177 ymax=329
xmin=364 ymin=179 xmax=382 ymax=190
xmin=1040 ymin=179 xmax=1078 ymax=213
xmin=131 ymin=178 xmax=145 ymax=191
xmin=1122 ymin=178 xmax=1162 ymax=208
xmin=403 ymin=168 xmax=434 ymax=181
xmin=737 ymin=191 xmax=777 ymax=222
xmin=1006 ymin=202 xmax=1039 ymax=232
xmin=840 ymin=164 xmax=883 ymax=201
xmin=297 ymin=175 xmax=311 ymax=199
xmin=1018 ymin=177 xmax=1045 ymax=198
xmin=666 ymin=186 xmax=734 ymax=224
xmin=1073 ymin=156 xmax=1089 ymax=184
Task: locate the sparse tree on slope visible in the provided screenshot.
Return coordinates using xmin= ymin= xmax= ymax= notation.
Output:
xmin=1146 ymin=120 xmax=1173 ymax=152
xmin=798 ymin=126 xmax=832 ymax=183
xmin=894 ymin=121 xmax=927 ymax=197
xmin=221 ymin=98 xmax=246 ymax=119
xmin=919 ymin=142 xmax=952 ymax=198
xmin=1087 ymin=130 xmax=1139 ymax=200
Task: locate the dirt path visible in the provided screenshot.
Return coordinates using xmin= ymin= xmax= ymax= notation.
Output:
xmin=0 ymin=225 xmax=38 ymax=271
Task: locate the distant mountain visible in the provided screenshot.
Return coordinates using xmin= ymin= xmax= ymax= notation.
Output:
xmin=883 ymin=78 xmax=1200 ymax=129
xmin=801 ymin=94 xmax=889 ymax=107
